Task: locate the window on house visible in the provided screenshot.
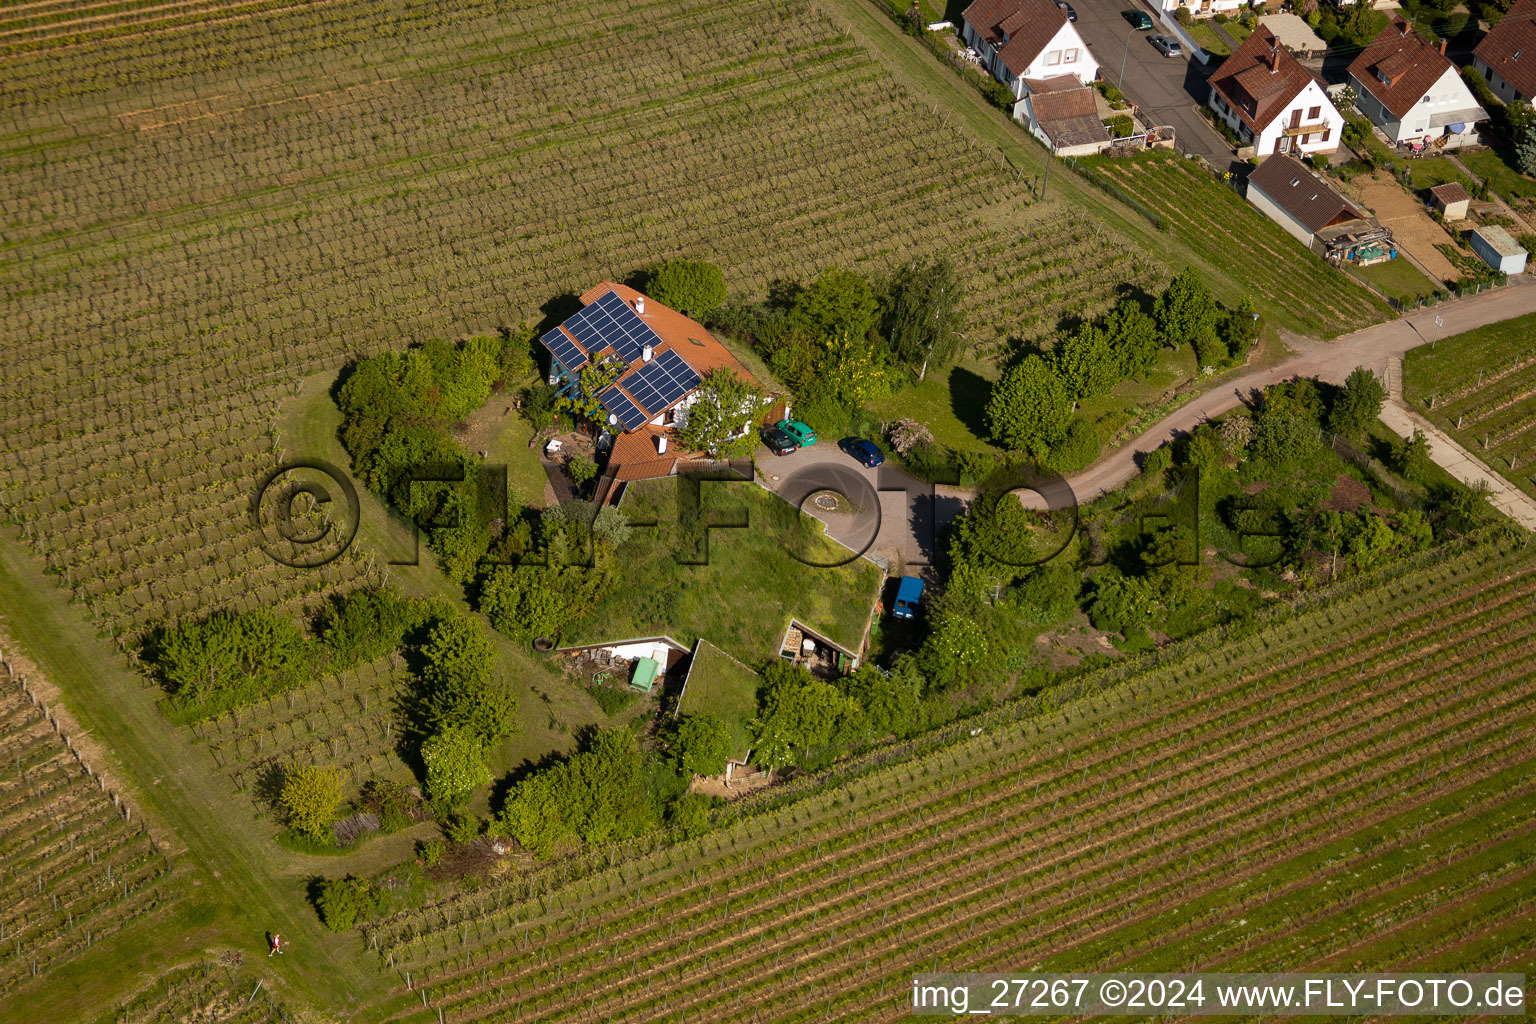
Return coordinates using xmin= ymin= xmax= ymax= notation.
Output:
xmin=1486 ymin=66 xmax=1494 ymax=81
xmin=1047 ymin=50 xmax=1062 ymax=65
xmin=1321 ymin=127 xmax=1331 ymax=142
xmin=1308 ymin=106 xmax=1320 ymax=119
xmin=1063 ymin=48 xmax=1078 ymax=62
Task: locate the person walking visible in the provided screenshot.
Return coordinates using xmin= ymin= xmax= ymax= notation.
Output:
xmin=268 ymin=933 xmax=284 ymax=957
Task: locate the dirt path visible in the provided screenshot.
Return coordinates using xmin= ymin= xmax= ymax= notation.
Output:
xmin=1347 ymin=173 xmax=1461 ymax=284
xmin=1064 ymin=277 xmax=1536 ymax=521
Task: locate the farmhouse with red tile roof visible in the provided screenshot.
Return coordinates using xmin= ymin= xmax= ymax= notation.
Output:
xmin=1347 ymin=17 xmax=1488 ymax=149
xmin=961 ymin=0 xmax=1099 ymax=99
xmin=1207 ymin=26 xmax=1343 ymax=156
xmin=539 ymin=284 xmax=778 ymax=498
xmin=1472 ymin=0 xmax=1536 ymax=105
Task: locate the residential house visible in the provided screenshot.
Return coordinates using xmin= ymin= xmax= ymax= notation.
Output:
xmin=1017 ymin=76 xmax=1112 ymax=155
xmin=962 ymin=0 xmax=1100 ymax=100
xmin=1155 ymin=0 xmax=1245 ymax=18
xmin=1208 ymin=27 xmax=1343 ymax=156
xmin=1347 ymin=17 xmax=1489 ymax=151
xmin=1470 ymin=225 xmax=1529 ymax=274
xmin=1245 ymin=152 xmax=1395 ymax=264
xmin=1472 ymin=0 xmax=1536 ymax=105
xmin=1428 ymin=181 xmax=1472 ymax=219
xmin=538 ymin=283 xmax=777 ymax=498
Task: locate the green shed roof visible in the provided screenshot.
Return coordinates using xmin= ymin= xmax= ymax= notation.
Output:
xmin=630 ymin=656 xmax=660 ymax=693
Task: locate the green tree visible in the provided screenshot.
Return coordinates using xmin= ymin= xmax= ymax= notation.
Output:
xmin=1104 ymin=296 xmax=1160 ymax=378
xmin=560 ymin=355 xmax=624 ymax=423
xmin=1220 ymin=295 xmax=1260 ymax=364
xmin=918 ymin=606 xmax=991 ymax=689
xmin=675 ymin=368 xmax=769 ymax=457
xmin=280 ymin=764 xmax=344 ymax=844
xmin=316 ymin=876 xmax=374 ymax=932
xmin=1087 ymin=573 xmax=1158 ymax=634
xmin=420 ymin=615 xmax=513 ymax=741
xmin=667 ymin=792 xmax=716 ymax=838
xmin=1326 ymin=366 xmax=1386 ymax=437
xmin=1253 ymin=411 xmax=1322 ymax=466
xmin=421 ymin=725 xmax=491 ymax=805
xmin=818 ymin=331 xmax=897 ymax=408
xmin=753 ymin=667 xmax=864 ymax=768
xmin=985 ymin=355 xmax=1071 ymax=458
xmin=1392 ymin=428 xmax=1433 ymax=481
xmin=1155 ymin=268 xmax=1222 ymax=365
xmin=881 ymin=257 xmax=965 ymax=377
xmin=789 ymin=268 xmax=879 ymax=340
xmin=672 ymin=714 xmax=735 ymax=776
xmin=648 ymin=259 xmax=727 ymax=318
xmin=837 ymin=663 xmax=921 ymax=737
xmin=566 ymin=455 xmax=598 ymax=487
xmin=1517 ymin=123 xmax=1536 ymax=177
xmin=1054 ymin=322 xmax=1119 ymax=401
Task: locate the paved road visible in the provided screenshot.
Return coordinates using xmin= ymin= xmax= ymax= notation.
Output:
xmin=755 ymin=440 xmax=971 ymax=571
xmin=1070 ymin=0 xmax=1233 ymax=166
xmin=1379 ymin=357 xmax=1536 ymax=530
xmin=1064 ymin=277 xmax=1536 ymax=508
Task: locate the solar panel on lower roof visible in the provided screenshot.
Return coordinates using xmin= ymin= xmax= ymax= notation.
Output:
xmin=540 ymin=328 xmax=587 ymax=373
xmin=598 ymin=386 xmax=648 ymax=431
xmin=616 ymin=349 xmax=701 ymax=414
xmin=565 ymin=289 xmax=660 ymax=365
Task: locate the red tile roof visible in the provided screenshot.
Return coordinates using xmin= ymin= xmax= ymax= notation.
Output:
xmin=1474 ymin=0 xmax=1536 ymax=100
xmin=1348 ymin=17 xmax=1456 ymax=121
xmin=1247 ymin=152 xmax=1366 ymax=234
xmin=1209 ymin=26 xmax=1322 ymax=134
xmin=1030 ymin=86 xmax=1110 ymax=148
xmin=963 ymin=0 xmax=1069 ymax=77
xmin=1429 ymin=181 xmax=1471 ymax=206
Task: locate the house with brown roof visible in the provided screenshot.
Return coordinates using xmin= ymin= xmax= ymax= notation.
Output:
xmin=538 ymin=283 xmax=778 ymax=499
xmin=1245 ymin=152 xmax=1395 ymax=265
xmin=1428 ymin=181 xmax=1471 ymax=219
xmin=1207 ymin=27 xmax=1343 ymax=156
xmin=1472 ymin=0 xmax=1536 ymax=105
xmin=961 ymin=0 xmax=1099 ymax=101
xmin=1347 ymin=17 xmax=1488 ymax=150
xmin=1155 ymin=0 xmax=1246 ymax=19
xmin=1017 ymin=77 xmax=1112 ymax=155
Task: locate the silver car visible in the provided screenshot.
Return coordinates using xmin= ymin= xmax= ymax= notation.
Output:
xmin=1150 ymin=34 xmax=1183 ymax=57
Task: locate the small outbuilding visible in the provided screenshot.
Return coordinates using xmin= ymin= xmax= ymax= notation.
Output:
xmin=1428 ymin=181 xmax=1471 ymax=220
xmin=1469 ymin=225 xmax=1529 ymax=274
xmin=1258 ymin=13 xmax=1326 ymax=59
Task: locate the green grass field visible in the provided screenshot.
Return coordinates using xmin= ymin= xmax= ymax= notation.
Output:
xmin=1348 ymin=255 xmax=1442 ymax=303
xmin=676 ymin=641 xmax=762 ymax=760
xmin=571 ymin=477 xmax=882 ymax=663
xmin=1410 ymin=155 xmax=1479 ymax=196
xmin=1402 ymin=311 xmax=1536 ymax=497
xmin=1459 ymin=150 xmax=1536 ymax=203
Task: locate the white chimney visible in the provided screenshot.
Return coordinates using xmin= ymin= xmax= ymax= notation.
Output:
xmin=634 ymin=295 xmax=645 ymax=314
xmin=655 ymin=434 xmax=668 ymax=455
xmin=642 ymin=344 xmax=653 ymax=362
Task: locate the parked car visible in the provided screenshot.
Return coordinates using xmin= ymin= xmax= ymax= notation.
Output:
xmin=777 ymin=419 xmax=817 ymax=447
xmin=1056 ymin=0 xmax=1077 ymax=19
xmin=1150 ymin=34 xmax=1182 ymax=56
xmin=892 ymin=576 xmax=924 ymax=620
xmin=761 ymin=425 xmax=798 ymax=456
xmin=838 ymin=437 xmax=885 ymax=468
xmin=1124 ymin=9 xmax=1154 ymax=29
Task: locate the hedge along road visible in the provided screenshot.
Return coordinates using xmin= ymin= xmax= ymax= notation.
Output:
xmin=1065 ymin=277 xmax=1536 ymax=514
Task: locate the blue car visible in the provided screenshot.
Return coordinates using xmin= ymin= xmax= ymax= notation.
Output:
xmin=892 ymin=576 xmax=924 ymax=620
xmin=839 ymin=437 xmax=885 ymax=467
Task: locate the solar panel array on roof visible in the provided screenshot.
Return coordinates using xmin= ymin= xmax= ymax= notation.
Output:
xmin=562 ymin=290 xmax=662 ymax=365
xmin=598 ymin=386 xmax=649 ymax=432
xmin=618 ymin=349 xmax=701 ymax=416
xmin=540 ymin=327 xmax=587 ymax=373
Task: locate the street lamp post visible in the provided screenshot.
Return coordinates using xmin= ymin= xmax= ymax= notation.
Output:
xmin=1119 ymin=26 xmax=1137 ymax=89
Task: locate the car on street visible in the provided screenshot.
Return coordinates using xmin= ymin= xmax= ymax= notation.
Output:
xmin=1149 ymin=34 xmax=1182 ymax=56
xmin=1124 ymin=9 xmax=1153 ymax=29
xmin=762 ymin=425 xmax=798 ymax=456
xmin=838 ymin=437 xmax=885 ymax=468
xmin=777 ymin=419 xmax=817 ymax=447
xmin=1056 ymin=0 xmax=1077 ymax=19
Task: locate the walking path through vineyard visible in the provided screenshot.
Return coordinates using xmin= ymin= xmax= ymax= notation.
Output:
xmin=1065 ymin=277 xmax=1536 ymax=527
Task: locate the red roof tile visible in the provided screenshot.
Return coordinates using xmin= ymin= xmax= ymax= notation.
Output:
xmin=1347 ymin=17 xmax=1457 ymax=121
xmin=1209 ymin=26 xmax=1322 ymax=133
xmin=963 ymin=0 xmax=1069 ymax=77
xmin=1474 ymin=0 xmax=1536 ymax=100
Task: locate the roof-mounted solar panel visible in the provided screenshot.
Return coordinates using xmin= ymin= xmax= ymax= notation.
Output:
xmin=540 ymin=327 xmax=587 ymax=373
xmin=598 ymin=386 xmax=648 ymax=431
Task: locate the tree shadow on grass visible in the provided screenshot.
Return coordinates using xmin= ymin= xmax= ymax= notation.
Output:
xmin=947 ymin=366 xmax=994 ymax=444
